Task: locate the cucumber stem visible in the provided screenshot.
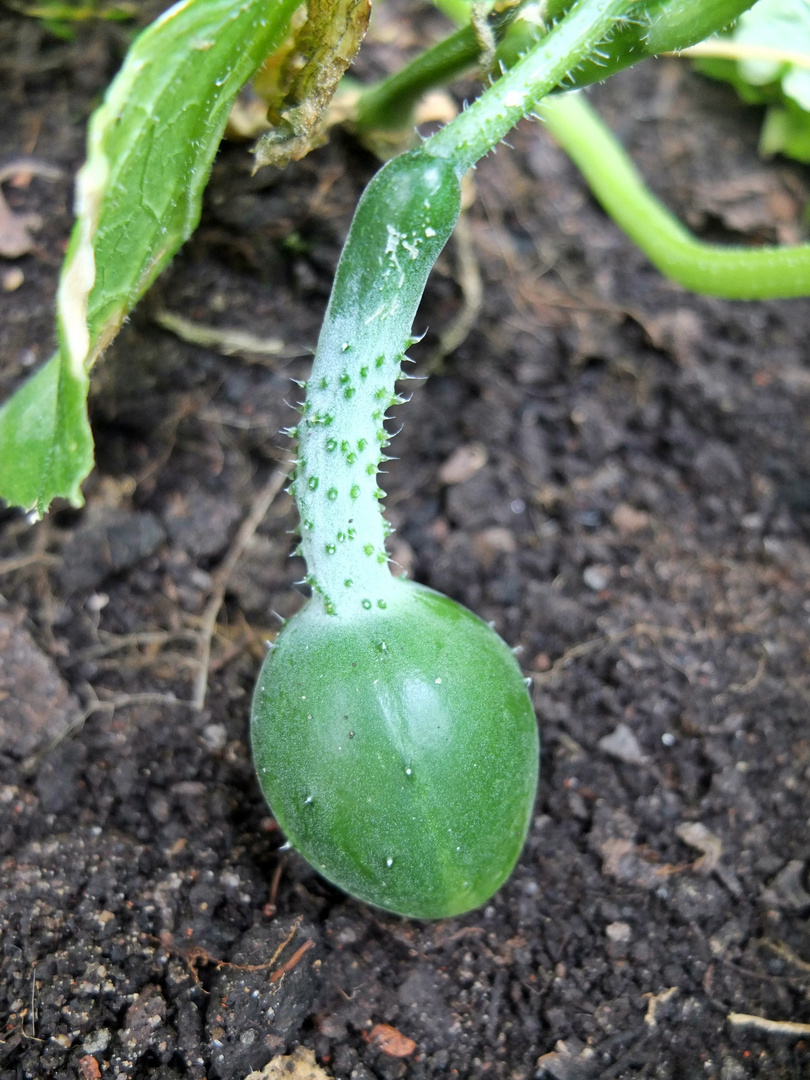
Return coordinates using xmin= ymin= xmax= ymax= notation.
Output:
xmin=292 ymin=152 xmax=461 ymax=617
xmin=292 ymin=325 xmax=402 ymax=615
xmin=423 ymin=0 xmax=636 ymax=170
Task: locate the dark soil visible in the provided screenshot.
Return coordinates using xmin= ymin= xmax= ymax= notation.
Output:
xmin=2 ymin=5 xmax=810 ymax=1079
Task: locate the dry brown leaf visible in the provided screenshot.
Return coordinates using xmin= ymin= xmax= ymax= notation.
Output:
xmin=254 ymin=0 xmax=371 ymax=170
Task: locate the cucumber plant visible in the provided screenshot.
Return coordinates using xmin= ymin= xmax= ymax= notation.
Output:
xmin=249 ymin=151 xmax=539 ymax=918
xmin=2 ymin=0 xmax=809 ymax=917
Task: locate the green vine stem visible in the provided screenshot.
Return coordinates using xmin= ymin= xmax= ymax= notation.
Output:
xmin=429 ymin=0 xmax=480 ymax=26
xmin=538 ymin=91 xmax=810 ymax=299
xmin=423 ymin=0 xmax=635 ymax=170
xmin=505 ymin=0 xmax=757 ymax=87
xmin=356 ymin=0 xmax=756 ymax=134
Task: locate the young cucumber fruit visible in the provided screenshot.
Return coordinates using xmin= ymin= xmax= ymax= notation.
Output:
xmin=251 ymin=148 xmax=539 ymax=918
xmin=252 ymin=579 xmax=539 ymax=919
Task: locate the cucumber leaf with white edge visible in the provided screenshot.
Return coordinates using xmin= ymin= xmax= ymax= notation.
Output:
xmin=0 ymin=0 xmax=301 ymax=517
xmin=694 ymin=0 xmax=810 ymax=162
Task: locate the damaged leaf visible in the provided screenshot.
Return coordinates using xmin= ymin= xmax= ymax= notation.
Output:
xmin=253 ymin=0 xmax=371 ymax=169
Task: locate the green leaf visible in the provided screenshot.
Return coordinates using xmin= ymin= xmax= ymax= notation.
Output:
xmin=695 ymin=0 xmax=810 ymax=162
xmin=728 ymin=0 xmax=810 ymax=93
xmin=760 ymin=97 xmax=810 ymax=158
xmin=0 ymin=356 xmax=91 ymax=513
xmin=0 ymin=0 xmax=301 ymax=515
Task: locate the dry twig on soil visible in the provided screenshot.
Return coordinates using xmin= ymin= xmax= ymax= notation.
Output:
xmin=191 ymin=465 xmax=291 ymax=709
